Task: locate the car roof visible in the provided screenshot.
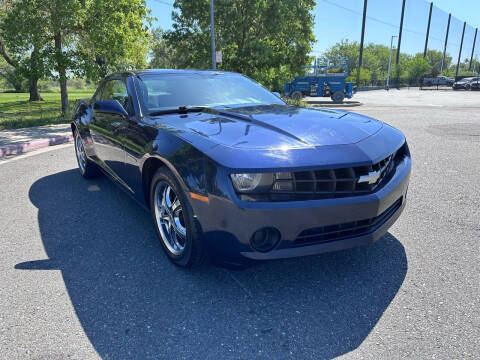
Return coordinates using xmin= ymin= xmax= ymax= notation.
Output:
xmin=133 ymin=69 xmax=239 ymax=76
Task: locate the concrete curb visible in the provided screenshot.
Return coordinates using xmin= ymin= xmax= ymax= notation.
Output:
xmin=0 ymin=134 xmax=73 ymax=158
xmin=307 ymin=101 xmax=363 ymax=108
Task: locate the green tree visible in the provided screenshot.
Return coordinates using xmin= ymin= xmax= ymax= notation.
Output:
xmin=79 ymin=0 xmax=151 ymax=81
xmin=323 ymin=39 xmax=360 ymax=72
xmin=0 ymin=57 xmax=27 ymax=92
xmin=166 ymin=0 xmax=315 ymax=91
xmin=44 ymin=0 xmax=151 ymax=114
xmin=324 ymin=40 xmax=426 ymax=85
xmin=323 ymin=40 xmax=397 ymax=83
xmin=424 ymin=49 xmax=451 ymax=76
xmin=149 ymin=27 xmax=182 ymax=69
xmin=0 ymin=0 xmax=47 ymax=100
xmin=406 ymin=55 xmax=431 ymax=83
xmin=0 ymin=0 xmax=150 ymax=113
xmin=362 ymin=43 xmax=391 ymax=81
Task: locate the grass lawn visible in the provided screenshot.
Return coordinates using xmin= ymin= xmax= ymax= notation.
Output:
xmin=0 ymin=91 xmax=94 ymax=130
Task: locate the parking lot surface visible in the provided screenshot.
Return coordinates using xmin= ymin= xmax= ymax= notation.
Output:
xmin=0 ymin=89 xmax=479 ymax=359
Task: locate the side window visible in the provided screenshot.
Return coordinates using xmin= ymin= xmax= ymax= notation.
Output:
xmin=99 ymin=79 xmax=131 ymax=113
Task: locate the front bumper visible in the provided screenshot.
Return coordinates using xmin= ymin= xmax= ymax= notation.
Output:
xmin=192 ymin=155 xmax=411 ymax=263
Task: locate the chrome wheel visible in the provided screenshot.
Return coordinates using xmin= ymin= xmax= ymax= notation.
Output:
xmin=75 ymin=133 xmax=86 ymax=174
xmin=154 ymin=181 xmax=187 ymax=256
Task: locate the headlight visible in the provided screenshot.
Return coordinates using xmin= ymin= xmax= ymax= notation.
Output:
xmin=230 ymin=173 xmax=274 ymax=193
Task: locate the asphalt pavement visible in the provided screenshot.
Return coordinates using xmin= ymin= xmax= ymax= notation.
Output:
xmin=0 ymin=90 xmax=479 ymax=359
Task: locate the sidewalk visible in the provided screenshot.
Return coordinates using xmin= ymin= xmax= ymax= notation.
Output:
xmin=0 ymin=124 xmax=73 ymax=158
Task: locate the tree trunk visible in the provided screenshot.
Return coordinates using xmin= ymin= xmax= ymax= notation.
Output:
xmin=29 ymin=76 xmax=43 ymax=101
xmin=54 ymin=32 xmax=70 ymax=115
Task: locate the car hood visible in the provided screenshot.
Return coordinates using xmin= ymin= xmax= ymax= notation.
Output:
xmin=152 ymin=104 xmax=383 ymax=150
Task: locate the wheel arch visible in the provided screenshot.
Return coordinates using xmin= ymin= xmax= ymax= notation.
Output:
xmin=141 ymin=155 xmax=193 ymax=210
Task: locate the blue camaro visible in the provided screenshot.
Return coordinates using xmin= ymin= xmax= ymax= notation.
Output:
xmin=72 ymin=70 xmax=411 ymax=267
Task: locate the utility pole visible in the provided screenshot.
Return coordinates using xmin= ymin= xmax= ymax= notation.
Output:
xmin=455 ymin=21 xmax=466 ymax=77
xmin=423 ymin=2 xmax=433 ymax=58
xmin=469 ymin=28 xmax=477 ymax=71
xmin=386 ymin=35 xmax=398 ymax=90
xmin=441 ymin=13 xmax=451 ymax=74
xmin=210 ymin=0 xmax=216 ymax=70
xmin=396 ymin=0 xmax=406 ymax=65
xmin=356 ymin=0 xmax=368 ymax=90
xmin=394 ymin=0 xmax=406 ymax=88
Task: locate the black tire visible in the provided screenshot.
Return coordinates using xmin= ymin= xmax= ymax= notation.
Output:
xmin=290 ymin=91 xmax=303 ymax=101
xmin=331 ymin=91 xmax=345 ymax=104
xmin=465 ymin=84 xmax=471 ymax=91
xmin=74 ymin=130 xmax=101 ymax=179
xmin=149 ymin=167 xmax=205 ymax=268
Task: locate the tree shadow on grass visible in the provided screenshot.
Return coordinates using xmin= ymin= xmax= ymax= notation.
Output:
xmin=20 ymin=169 xmax=407 ymax=359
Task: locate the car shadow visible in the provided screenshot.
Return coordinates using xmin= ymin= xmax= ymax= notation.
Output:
xmin=20 ymin=169 xmax=408 ymax=359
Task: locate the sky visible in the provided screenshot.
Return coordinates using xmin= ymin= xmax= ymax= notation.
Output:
xmin=146 ymin=0 xmax=480 ymax=62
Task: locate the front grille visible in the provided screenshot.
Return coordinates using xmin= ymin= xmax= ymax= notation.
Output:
xmin=292 ymin=197 xmax=403 ymax=247
xmin=274 ymin=153 xmax=393 ymax=197
xmin=236 ymin=142 xmax=409 ymax=202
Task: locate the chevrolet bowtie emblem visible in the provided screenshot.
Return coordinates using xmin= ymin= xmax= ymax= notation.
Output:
xmin=358 ymin=170 xmax=381 ymax=185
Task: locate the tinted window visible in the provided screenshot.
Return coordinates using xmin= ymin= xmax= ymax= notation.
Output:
xmin=100 ymin=79 xmax=130 ymax=112
xmin=136 ymin=73 xmax=284 ymax=113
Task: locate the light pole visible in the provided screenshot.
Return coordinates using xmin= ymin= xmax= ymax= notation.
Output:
xmin=386 ymin=35 xmax=398 ymax=90
xmin=210 ymin=0 xmax=216 ymax=70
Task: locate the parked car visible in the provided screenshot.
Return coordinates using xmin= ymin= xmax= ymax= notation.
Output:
xmin=452 ymin=77 xmax=480 ymax=90
xmin=71 ymin=70 xmax=411 ymax=268
xmin=468 ymin=78 xmax=480 ymax=90
xmin=422 ymin=76 xmax=454 ymax=86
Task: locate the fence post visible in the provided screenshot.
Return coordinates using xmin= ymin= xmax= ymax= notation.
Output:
xmin=423 ymin=2 xmax=433 ymax=58
xmin=469 ymin=28 xmax=478 ymax=71
xmin=456 ymin=21 xmax=466 ymax=77
xmin=356 ymin=0 xmax=368 ymax=90
xmin=441 ymin=13 xmax=451 ymax=74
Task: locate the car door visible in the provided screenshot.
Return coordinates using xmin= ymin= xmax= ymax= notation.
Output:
xmin=120 ymin=76 xmax=159 ymax=199
xmin=89 ymin=78 xmax=131 ymax=184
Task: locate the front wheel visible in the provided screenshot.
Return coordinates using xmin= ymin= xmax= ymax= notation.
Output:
xmin=150 ymin=167 xmax=205 ymax=267
xmin=290 ymin=91 xmax=303 ymax=101
xmin=465 ymin=84 xmax=471 ymax=90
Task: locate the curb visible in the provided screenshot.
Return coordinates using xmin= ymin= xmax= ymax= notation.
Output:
xmin=0 ymin=134 xmax=73 ymax=159
xmin=307 ymin=101 xmax=363 ymax=108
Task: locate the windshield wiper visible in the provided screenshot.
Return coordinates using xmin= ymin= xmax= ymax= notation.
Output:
xmin=149 ymin=106 xmax=211 ymax=116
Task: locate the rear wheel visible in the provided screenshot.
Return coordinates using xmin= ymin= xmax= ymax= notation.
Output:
xmin=465 ymin=83 xmax=471 ymax=90
xmin=331 ymin=91 xmax=345 ymax=104
xmin=74 ymin=131 xmax=101 ymax=179
xmin=290 ymin=91 xmax=303 ymax=101
xmin=150 ymin=167 xmax=205 ymax=267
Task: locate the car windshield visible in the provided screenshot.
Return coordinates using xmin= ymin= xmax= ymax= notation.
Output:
xmin=136 ymin=72 xmax=284 ymax=114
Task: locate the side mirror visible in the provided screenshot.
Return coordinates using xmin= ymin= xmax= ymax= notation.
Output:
xmin=272 ymin=92 xmax=281 ymax=98
xmin=93 ymin=100 xmax=128 ymax=118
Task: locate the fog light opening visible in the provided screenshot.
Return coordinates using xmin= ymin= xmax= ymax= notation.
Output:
xmin=250 ymin=227 xmax=281 ymax=252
